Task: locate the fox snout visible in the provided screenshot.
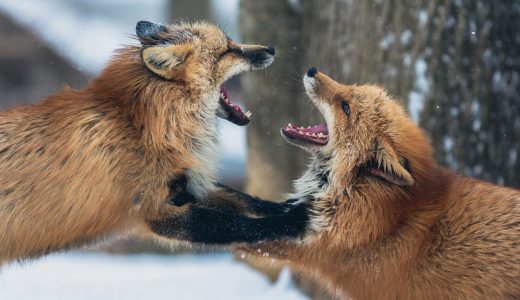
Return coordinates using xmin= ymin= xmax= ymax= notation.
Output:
xmin=303 ymin=67 xmax=341 ymax=102
xmin=236 ymin=45 xmax=275 ymax=70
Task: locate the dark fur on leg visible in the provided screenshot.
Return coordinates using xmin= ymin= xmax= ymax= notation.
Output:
xmin=149 ymin=200 xmax=310 ymax=244
xmin=156 ymin=174 xmax=311 ymax=244
xmin=209 ymin=183 xmax=294 ymax=216
xmin=166 ymin=175 xmax=292 ymax=216
xmin=167 ymin=174 xmax=196 ymax=206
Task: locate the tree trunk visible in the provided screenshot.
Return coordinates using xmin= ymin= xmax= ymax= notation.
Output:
xmin=240 ymin=0 xmax=304 ymax=200
xmin=417 ymin=0 xmax=520 ymax=187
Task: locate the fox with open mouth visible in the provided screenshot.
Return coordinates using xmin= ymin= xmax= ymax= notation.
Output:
xmin=169 ymin=68 xmax=520 ymax=299
xmin=240 ymin=68 xmax=520 ymax=299
xmin=0 ymin=20 xmax=285 ymax=264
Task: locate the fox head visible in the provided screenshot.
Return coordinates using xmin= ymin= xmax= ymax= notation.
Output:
xmin=282 ymin=69 xmax=437 ymax=195
xmin=135 ymin=20 xmax=274 ymax=126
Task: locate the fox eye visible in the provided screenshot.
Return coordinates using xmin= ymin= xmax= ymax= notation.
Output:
xmin=341 ymin=101 xmax=350 ymax=116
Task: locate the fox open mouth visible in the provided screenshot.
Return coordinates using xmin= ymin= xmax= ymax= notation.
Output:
xmin=217 ymin=87 xmax=251 ymax=126
xmin=281 ymin=123 xmax=329 ymax=145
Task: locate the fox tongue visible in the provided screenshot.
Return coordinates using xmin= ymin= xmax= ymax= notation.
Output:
xmin=282 ymin=123 xmax=329 ymax=145
xmin=303 ymin=124 xmax=328 ymax=134
xmin=287 ymin=123 xmax=329 ymax=135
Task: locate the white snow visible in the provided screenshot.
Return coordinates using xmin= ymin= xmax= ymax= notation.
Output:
xmin=408 ymin=91 xmax=424 ymax=123
xmin=509 ymin=149 xmax=517 ymax=164
xmin=443 ymin=136 xmax=454 ymax=152
xmin=417 ymin=10 xmax=428 ymax=27
xmin=379 ymin=32 xmax=395 ymax=49
xmin=400 ymin=30 xmax=412 ymax=45
xmin=407 ymin=58 xmax=430 ymax=123
xmin=0 ymin=252 xmax=308 ymax=300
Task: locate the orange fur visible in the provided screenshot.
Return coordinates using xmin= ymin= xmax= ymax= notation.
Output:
xmin=0 ymin=21 xmax=273 ymax=265
xmin=242 ymin=71 xmax=520 ymax=299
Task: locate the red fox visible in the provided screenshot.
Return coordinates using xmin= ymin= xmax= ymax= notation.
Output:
xmin=168 ymin=68 xmax=520 ymax=299
xmin=233 ymin=68 xmax=520 ymax=299
xmin=0 ymin=20 xmax=288 ymax=265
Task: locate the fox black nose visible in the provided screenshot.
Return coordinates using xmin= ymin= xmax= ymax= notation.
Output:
xmin=307 ymin=67 xmax=318 ymax=77
xmin=266 ymin=46 xmax=275 ymax=55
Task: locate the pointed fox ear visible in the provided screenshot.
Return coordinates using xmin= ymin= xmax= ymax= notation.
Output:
xmin=369 ymin=139 xmax=415 ymax=187
xmin=136 ymin=21 xmax=168 ymax=45
xmin=141 ymin=44 xmax=193 ymax=79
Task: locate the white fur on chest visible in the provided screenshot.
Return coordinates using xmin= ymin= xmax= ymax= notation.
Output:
xmin=186 ymin=91 xmax=220 ymax=200
xmin=289 ymin=156 xmax=333 ymax=232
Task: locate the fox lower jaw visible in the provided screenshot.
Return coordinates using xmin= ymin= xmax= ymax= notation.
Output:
xmin=250 ymin=56 xmax=274 ymax=71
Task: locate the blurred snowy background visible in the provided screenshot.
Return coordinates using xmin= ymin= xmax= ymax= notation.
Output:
xmin=0 ymin=253 xmax=306 ymax=300
xmin=0 ymin=0 xmax=519 ymax=299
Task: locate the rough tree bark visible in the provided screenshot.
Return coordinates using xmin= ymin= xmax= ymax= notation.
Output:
xmin=418 ymin=0 xmax=520 ymax=187
xmin=240 ymin=0 xmax=304 ymax=199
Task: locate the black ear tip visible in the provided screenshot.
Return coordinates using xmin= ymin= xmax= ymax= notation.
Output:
xmin=136 ymin=21 xmax=167 ymax=38
xmin=307 ymin=67 xmax=318 ymax=77
xmin=136 ymin=21 xmax=152 ymax=35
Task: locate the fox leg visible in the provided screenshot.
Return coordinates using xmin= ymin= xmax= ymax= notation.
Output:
xmin=148 ymin=200 xmax=309 ymax=244
xmin=207 ymin=183 xmax=295 ymax=216
xmin=167 ymin=174 xmax=293 ymax=216
xmin=151 ymin=174 xmax=311 ymax=244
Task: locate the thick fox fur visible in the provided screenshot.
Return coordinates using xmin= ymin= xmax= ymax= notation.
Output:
xmin=226 ymin=70 xmax=520 ymax=299
xmin=0 ymin=20 xmax=279 ymax=265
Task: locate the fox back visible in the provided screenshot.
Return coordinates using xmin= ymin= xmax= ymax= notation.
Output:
xmin=0 ymin=21 xmax=275 ymax=264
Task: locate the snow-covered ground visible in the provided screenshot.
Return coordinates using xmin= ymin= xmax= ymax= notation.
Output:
xmin=0 ymin=252 xmax=307 ymax=300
